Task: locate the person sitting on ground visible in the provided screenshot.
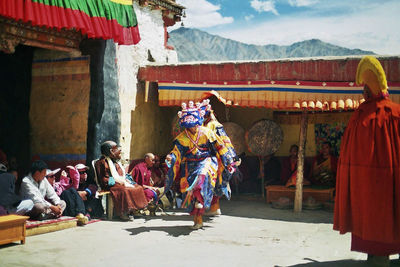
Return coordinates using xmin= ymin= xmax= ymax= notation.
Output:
xmin=19 ymin=160 xmax=66 ymax=220
xmin=0 ymin=163 xmax=36 ymax=217
xmin=75 ymin=164 xmax=104 ymax=218
xmin=95 ymin=141 xmax=148 ymax=221
xmin=282 ymin=144 xmax=311 ymax=187
xmin=309 ymin=142 xmax=338 ymax=187
xmin=46 ymin=167 xmax=89 ymax=225
xmin=263 ymin=153 xmax=282 ymax=186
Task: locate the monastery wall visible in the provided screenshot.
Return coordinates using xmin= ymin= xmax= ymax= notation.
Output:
xmin=117 ymin=2 xmax=179 ymax=160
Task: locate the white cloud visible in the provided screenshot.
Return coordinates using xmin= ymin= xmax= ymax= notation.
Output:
xmin=245 ymin=14 xmax=255 ymax=21
xmin=288 ymin=0 xmax=318 ymax=7
xmin=175 ymin=0 xmax=233 ymax=28
xmin=250 ymin=0 xmax=279 ymax=15
xmin=212 ymin=1 xmax=400 ymax=55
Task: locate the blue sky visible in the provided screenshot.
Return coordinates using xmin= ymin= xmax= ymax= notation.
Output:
xmin=174 ymin=0 xmax=400 ymax=55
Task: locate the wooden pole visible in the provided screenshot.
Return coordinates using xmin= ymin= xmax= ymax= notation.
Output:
xmin=294 ymin=110 xmax=308 ymax=212
xmin=145 ymin=81 xmax=150 ymax=102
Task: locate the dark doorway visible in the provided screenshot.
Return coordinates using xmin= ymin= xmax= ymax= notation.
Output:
xmin=0 ymin=45 xmax=34 ymax=176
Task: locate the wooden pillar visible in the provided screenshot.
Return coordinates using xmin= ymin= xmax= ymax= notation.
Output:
xmin=294 ymin=110 xmax=308 ymax=212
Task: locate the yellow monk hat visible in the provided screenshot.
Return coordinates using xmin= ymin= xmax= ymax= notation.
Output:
xmin=356 ymin=56 xmax=388 ymax=96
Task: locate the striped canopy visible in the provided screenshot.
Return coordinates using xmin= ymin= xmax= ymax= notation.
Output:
xmin=0 ymin=0 xmax=140 ymax=45
xmin=158 ymin=80 xmax=400 ymax=110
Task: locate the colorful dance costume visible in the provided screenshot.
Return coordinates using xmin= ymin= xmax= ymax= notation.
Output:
xmin=202 ymin=100 xmax=238 ymax=213
xmin=167 ymin=101 xmax=235 ymax=229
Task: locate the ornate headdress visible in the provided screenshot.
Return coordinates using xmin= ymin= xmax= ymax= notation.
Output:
xmin=200 ymin=99 xmax=212 ymax=117
xmin=356 ymin=56 xmax=388 ymax=96
xmin=177 ymin=101 xmax=205 ymax=128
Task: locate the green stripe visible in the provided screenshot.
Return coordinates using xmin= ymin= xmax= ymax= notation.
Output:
xmin=30 ymin=0 xmax=137 ymax=27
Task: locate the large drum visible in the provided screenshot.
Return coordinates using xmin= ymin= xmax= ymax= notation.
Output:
xmin=246 ymin=119 xmax=283 ymax=197
xmin=245 ymin=119 xmax=283 ymax=156
xmin=222 ymin=122 xmax=246 ymax=155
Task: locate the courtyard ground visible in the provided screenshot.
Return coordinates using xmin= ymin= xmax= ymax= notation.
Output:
xmin=1 ymin=198 xmax=398 ymax=267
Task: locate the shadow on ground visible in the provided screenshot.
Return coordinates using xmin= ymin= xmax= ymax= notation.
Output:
xmin=125 ymin=225 xmax=211 ymax=237
xmin=119 ymin=196 xmax=333 ymax=227
xmin=286 ymin=259 xmax=366 ymax=266
xmin=0 ymin=243 xmax=20 ymax=249
xmin=286 ymin=258 xmax=400 ymax=266
xmin=220 ymin=198 xmax=334 ymax=224
xmin=140 ymin=213 xmax=213 ymax=223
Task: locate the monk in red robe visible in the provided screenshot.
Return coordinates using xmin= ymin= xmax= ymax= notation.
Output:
xmin=309 ymin=142 xmax=337 ymax=188
xmin=334 ymin=56 xmax=400 ymax=266
xmin=95 ymin=141 xmax=148 ymax=221
xmin=130 ymin=153 xmax=158 ymax=202
xmin=130 ymin=153 xmax=170 ymax=210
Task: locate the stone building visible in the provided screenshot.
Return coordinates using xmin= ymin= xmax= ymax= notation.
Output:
xmin=0 ymin=0 xmax=184 ymax=173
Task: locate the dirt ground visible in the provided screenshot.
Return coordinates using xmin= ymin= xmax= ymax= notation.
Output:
xmin=1 ymin=198 xmax=399 ymax=267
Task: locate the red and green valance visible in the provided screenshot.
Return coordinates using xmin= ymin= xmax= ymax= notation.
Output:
xmin=0 ymin=0 xmax=140 ymax=45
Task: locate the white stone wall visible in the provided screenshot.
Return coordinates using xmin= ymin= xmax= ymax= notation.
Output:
xmin=116 ymin=2 xmax=178 ymax=160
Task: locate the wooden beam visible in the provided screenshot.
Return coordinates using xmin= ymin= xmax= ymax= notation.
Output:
xmin=294 ymin=110 xmax=308 ymax=212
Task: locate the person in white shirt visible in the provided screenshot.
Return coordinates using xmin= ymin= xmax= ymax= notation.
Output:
xmin=20 ymin=160 xmax=66 ymax=220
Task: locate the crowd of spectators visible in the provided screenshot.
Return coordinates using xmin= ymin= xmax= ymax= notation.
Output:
xmin=0 ymin=145 xmax=170 ymax=223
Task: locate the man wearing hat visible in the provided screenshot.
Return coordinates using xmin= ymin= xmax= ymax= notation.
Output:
xmin=334 ymin=56 xmax=400 ymax=265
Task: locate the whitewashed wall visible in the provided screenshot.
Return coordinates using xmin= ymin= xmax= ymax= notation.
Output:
xmin=116 ymin=2 xmax=178 ymax=160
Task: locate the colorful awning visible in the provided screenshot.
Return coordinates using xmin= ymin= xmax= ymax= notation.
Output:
xmin=0 ymin=0 xmax=140 ymax=45
xmin=158 ymin=80 xmax=400 ymax=110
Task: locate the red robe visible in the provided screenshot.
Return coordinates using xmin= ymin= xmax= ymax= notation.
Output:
xmin=130 ymin=161 xmax=158 ymax=201
xmin=95 ymin=157 xmax=148 ymax=216
xmin=334 ymin=97 xmax=400 ymax=255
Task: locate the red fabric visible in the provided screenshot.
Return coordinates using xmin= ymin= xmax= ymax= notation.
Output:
xmin=143 ymin=189 xmax=155 ymax=202
xmin=334 ymin=98 xmax=400 ymax=249
xmin=130 ymin=162 xmax=151 ymax=186
xmin=351 ymin=234 xmax=400 ymax=256
xmin=190 ymin=189 xmax=205 ymax=216
xmin=127 ymin=159 xmax=144 ymax=174
xmin=0 ymin=0 xmax=140 ymax=45
xmin=94 ymin=158 xmax=148 ymax=215
xmin=281 ymin=157 xmax=297 ymax=184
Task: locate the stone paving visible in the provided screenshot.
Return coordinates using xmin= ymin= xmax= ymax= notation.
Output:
xmin=1 ymin=198 xmax=398 ymax=267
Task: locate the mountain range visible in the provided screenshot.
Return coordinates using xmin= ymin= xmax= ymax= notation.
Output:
xmin=168 ymin=27 xmax=375 ymax=62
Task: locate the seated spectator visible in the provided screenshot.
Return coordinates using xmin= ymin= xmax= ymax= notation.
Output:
xmin=130 ymin=153 xmax=160 ymax=201
xmin=75 ymin=164 xmax=104 ymax=218
xmin=151 ymin=155 xmax=167 ymax=187
xmin=19 ymin=160 xmax=66 ymax=220
xmin=309 ymin=142 xmax=338 ymax=187
xmin=131 ymin=153 xmax=171 ymax=209
xmin=263 ymin=154 xmax=282 ymax=186
xmin=0 ymin=163 xmax=35 ymax=217
xmin=46 ymin=167 xmax=88 ymax=225
xmin=281 ymin=145 xmax=311 ymax=187
xmin=95 ymin=141 xmax=148 ymax=221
